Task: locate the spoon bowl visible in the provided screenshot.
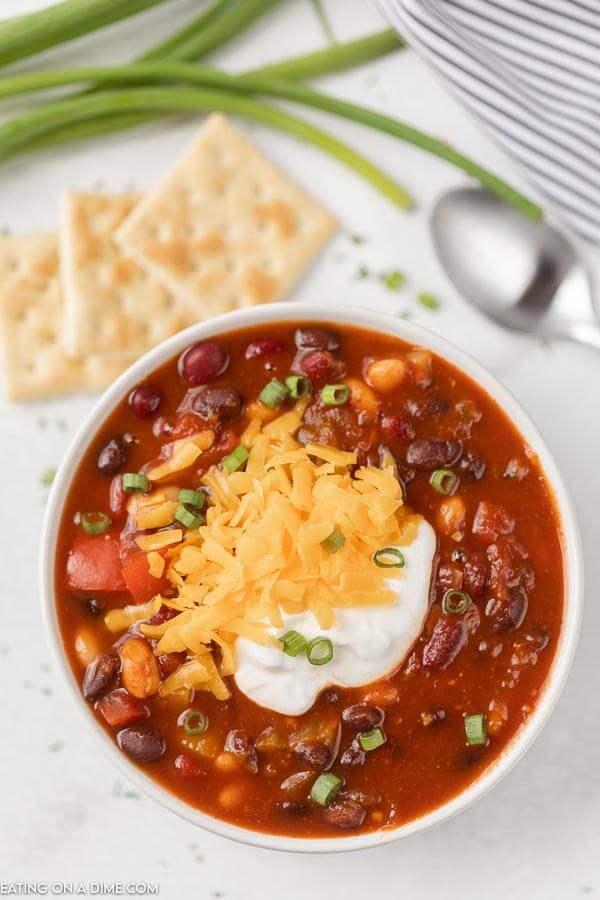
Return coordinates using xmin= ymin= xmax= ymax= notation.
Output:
xmin=431 ymin=187 xmax=599 ymax=348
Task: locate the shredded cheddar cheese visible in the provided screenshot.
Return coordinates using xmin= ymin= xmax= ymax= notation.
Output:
xmin=126 ymin=399 xmax=417 ymax=700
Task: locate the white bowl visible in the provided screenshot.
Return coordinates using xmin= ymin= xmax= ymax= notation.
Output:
xmin=40 ymin=301 xmax=583 ymax=853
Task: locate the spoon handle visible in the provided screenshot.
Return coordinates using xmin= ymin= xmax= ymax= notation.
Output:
xmin=568 ymin=322 xmax=600 ymax=352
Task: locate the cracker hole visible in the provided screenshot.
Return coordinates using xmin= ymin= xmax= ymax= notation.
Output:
xmin=189 ymin=261 xmax=203 ymax=274
xmin=223 ymin=258 xmax=235 ymax=274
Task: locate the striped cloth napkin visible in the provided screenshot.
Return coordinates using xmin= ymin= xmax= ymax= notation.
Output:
xmin=373 ymin=0 xmax=600 ymax=243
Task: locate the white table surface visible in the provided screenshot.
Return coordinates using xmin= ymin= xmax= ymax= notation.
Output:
xmin=1 ymin=1 xmax=599 ymax=897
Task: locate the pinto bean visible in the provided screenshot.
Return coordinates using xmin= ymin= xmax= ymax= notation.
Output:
xmin=291 ymin=740 xmax=332 ymax=770
xmin=299 ymin=350 xmax=338 ymax=381
xmin=323 ymin=798 xmax=366 ymax=829
xmin=406 ymin=439 xmax=462 ymax=470
xmin=462 ymin=550 xmax=489 ymax=597
xmin=191 ymin=386 xmax=243 ymax=421
xmin=117 ymin=725 xmax=165 ymax=762
xmin=380 ymin=414 xmax=415 ymax=443
xmin=83 ymin=651 xmax=120 ymax=701
xmin=342 ymin=704 xmax=384 ymax=731
xmin=486 ymin=586 xmax=528 ymax=633
xmin=224 ymin=729 xmax=258 ymax=773
xmin=295 ymin=327 xmax=340 ymax=350
xmin=366 ymin=358 xmax=407 ymax=394
xmin=119 ymin=637 xmax=161 ymax=699
xmin=422 ymin=617 xmax=467 ymax=670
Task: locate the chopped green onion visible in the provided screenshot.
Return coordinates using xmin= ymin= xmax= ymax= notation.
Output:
xmin=307 ymin=636 xmax=334 ymax=666
xmin=373 ymin=547 xmax=405 ymax=568
xmin=380 ymin=269 xmax=405 ymax=291
xmin=222 ymin=445 xmax=249 ymax=474
xmin=321 ymin=528 xmax=345 ymax=554
xmin=40 ymin=466 xmax=57 ymax=487
xmin=429 ymin=468 xmax=459 ymax=495
xmin=285 ymin=374 xmax=311 ymax=398
xmin=178 ymin=488 xmax=205 ymax=509
xmin=180 ymin=709 xmax=208 ymax=736
xmin=442 ymin=589 xmax=471 ymax=616
xmin=321 ymin=384 xmax=349 ymax=406
xmin=122 ymin=472 xmax=149 ymax=493
xmin=417 ymin=291 xmax=440 ymax=310
xmin=259 ymin=377 xmax=290 ymax=408
xmin=358 ymin=727 xmax=386 ymax=752
xmin=80 ymin=511 xmax=111 ymax=536
xmin=464 ymin=713 xmax=487 ymax=746
xmin=175 ymin=503 xmax=204 ymax=529
xmin=310 ymin=772 xmax=342 ymax=806
xmin=280 ymin=630 xmax=308 ymax=657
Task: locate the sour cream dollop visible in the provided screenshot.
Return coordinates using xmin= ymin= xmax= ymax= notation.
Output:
xmin=234 ymin=517 xmax=437 ymax=715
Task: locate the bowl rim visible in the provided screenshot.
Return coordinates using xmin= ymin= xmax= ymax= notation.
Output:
xmin=39 ymin=300 xmax=583 ymax=854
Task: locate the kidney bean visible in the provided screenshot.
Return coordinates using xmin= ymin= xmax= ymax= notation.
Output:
xmin=459 ymin=452 xmax=486 ymax=480
xmin=97 ymin=437 xmax=128 ymax=475
xmin=299 ymin=350 xmax=338 ymax=382
xmin=245 ymin=337 xmax=287 ymax=358
xmin=339 ymin=742 xmax=366 ymax=768
xmin=472 ymin=501 xmax=515 ymax=542
xmin=117 ymin=725 xmax=165 ymax=762
xmin=97 ymin=689 xmax=149 ymax=727
xmin=406 ymin=439 xmax=462 ymax=470
xmin=342 ymin=704 xmax=384 ymax=731
xmin=280 ymin=801 xmax=309 ymax=816
xmin=380 ymin=414 xmax=415 ymax=443
xmin=108 ymin=474 xmax=127 ymax=517
xmin=83 ymin=651 xmax=120 ymax=701
xmin=295 ymin=327 xmax=339 ymax=350
xmin=191 ymin=386 xmax=244 ymax=421
xmin=148 ymin=605 xmax=179 ymax=626
xmin=128 ymin=385 xmax=162 ymax=419
xmin=224 ymin=729 xmax=258 ymax=774
xmin=486 ymin=586 xmax=528 ymax=633
xmin=174 ymin=753 xmax=206 ymax=778
xmin=178 ymin=341 xmax=229 ymax=385
xmin=291 ymin=740 xmax=332 ymax=770
xmin=422 ymin=617 xmax=467 ymax=670
xmin=462 ymin=550 xmax=489 ymax=597
xmin=280 ymin=771 xmax=313 ymax=799
xmin=323 ymin=798 xmax=366 ymax=829
xmin=159 ymin=652 xmax=185 ymax=679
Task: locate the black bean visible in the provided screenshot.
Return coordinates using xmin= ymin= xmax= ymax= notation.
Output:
xmin=83 ymin=596 xmax=104 ymax=617
xmin=406 ymin=439 xmax=462 ymax=470
xmin=294 ymin=326 xmax=340 ymax=351
xmin=97 ymin=437 xmax=128 ymax=475
xmin=323 ymin=798 xmax=366 ymax=829
xmin=405 ymin=396 xmax=449 ymax=417
xmin=486 ymin=586 xmax=529 ymax=633
xmin=321 ymin=688 xmax=340 ymax=704
xmin=280 ymin=800 xmax=309 ymax=816
xmin=224 ymin=729 xmax=258 ymax=773
xmin=291 ymin=740 xmax=332 ymax=770
xmin=191 ymin=386 xmax=244 ymax=421
xmin=339 ymin=743 xmax=366 ymax=768
xmin=459 ymin=452 xmax=486 ymax=480
xmin=82 ymin=651 xmax=120 ymax=701
xmin=342 ymin=704 xmax=384 ymax=731
xmin=117 ymin=725 xmax=165 ymax=762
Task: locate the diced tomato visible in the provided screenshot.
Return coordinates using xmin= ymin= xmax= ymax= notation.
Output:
xmin=67 ymin=534 xmax=126 ymax=592
xmin=121 ymin=551 xmax=168 ymax=604
xmin=97 ymin=689 xmax=149 ymax=727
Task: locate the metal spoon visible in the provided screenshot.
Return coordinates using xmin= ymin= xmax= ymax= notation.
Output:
xmin=431 ymin=186 xmax=599 ymax=350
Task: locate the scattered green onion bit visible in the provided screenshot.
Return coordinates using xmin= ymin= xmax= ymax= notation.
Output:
xmin=222 ymin=445 xmax=249 ymax=474
xmin=280 ymin=630 xmax=308 ymax=657
xmin=122 ymin=472 xmax=149 ymax=493
xmin=80 ymin=511 xmax=111 ymax=536
xmin=321 ymin=383 xmax=349 ymax=406
xmin=464 ymin=713 xmax=487 ymax=746
xmin=417 ymin=291 xmax=441 ymax=311
xmin=442 ymin=589 xmax=471 ymax=616
xmin=259 ymin=378 xmax=290 ymax=408
xmin=175 ymin=503 xmax=204 ymax=530
xmin=373 ymin=547 xmax=405 ymax=568
xmin=180 ymin=709 xmax=208 ymax=736
xmin=380 ymin=269 xmax=406 ymax=291
xmin=321 ymin=528 xmax=345 ymax=554
xmin=310 ymin=772 xmax=342 ymax=806
xmin=285 ymin=374 xmax=311 ymax=399
xmin=178 ymin=488 xmax=205 ymax=509
xmin=429 ymin=468 xmax=459 ymax=495
xmin=307 ymin=636 xmax=334 ymax=666
xmin=359 ymin=727 xmax=386 ymax=752
xmin=40 ymin=466 xmax=57 ymax=487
